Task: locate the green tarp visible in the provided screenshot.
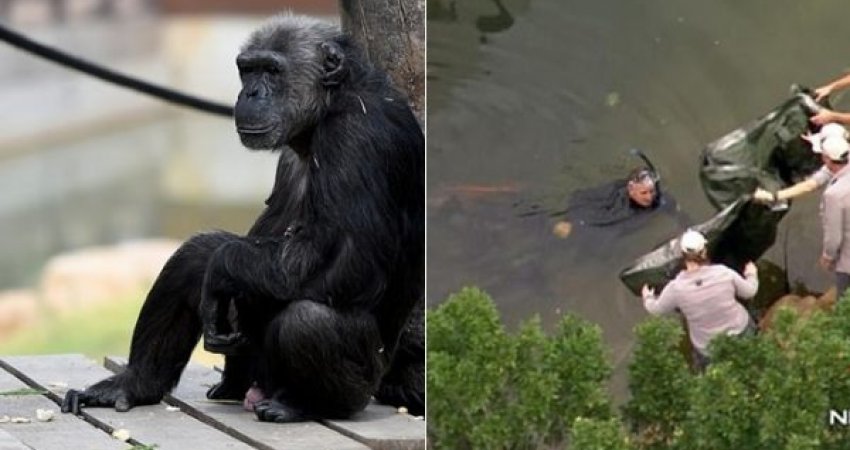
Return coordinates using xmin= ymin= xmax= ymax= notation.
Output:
xmin=620 ymin=87 xmax=823 ymax=296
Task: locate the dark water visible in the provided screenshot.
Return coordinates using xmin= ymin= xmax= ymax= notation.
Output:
xmin=427 ymin=0 xmax=850 ymax=395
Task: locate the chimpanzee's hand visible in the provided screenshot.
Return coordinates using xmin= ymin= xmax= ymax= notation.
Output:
xmin=203 ymin=330 xmax=249 ymax=356
xmin=200 ymin=275 xmax=246 ymax=355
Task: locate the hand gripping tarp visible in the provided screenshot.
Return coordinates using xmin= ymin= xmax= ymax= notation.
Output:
xmin=619 ymin=87 xmax=823 ymax=296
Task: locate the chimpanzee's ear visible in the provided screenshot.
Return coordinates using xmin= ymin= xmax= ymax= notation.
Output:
xmin=320 ymin=41 xmax=347 ymax=86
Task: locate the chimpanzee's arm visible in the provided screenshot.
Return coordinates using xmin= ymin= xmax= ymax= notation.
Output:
xmin=200 ymin=221 xmax=389 ymax=353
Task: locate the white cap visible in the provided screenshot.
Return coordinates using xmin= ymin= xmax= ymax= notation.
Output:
xmin=810 ymin=124 xmax=850 ymax=161
xmin=818 ymin=123 xmax=847 ymax=139
xmin=680 ymin=230 xmax=707 ymax=253
xmin=819 ymin=135 xmax=850 ymax=161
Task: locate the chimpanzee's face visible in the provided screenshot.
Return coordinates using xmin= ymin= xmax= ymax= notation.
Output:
xmin=234 ymin=49 xmax=292 ymax=150
xmin=233 ymin=37 xmax=347 ymax=152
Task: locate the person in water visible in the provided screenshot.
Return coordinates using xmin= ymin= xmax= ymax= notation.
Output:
xmin=641 ymin=230 xmax=759 ymax=372
xmin=552 ymin=166 xmax=669 ymax=238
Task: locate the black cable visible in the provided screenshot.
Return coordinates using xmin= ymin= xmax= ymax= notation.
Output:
xmin=0 ymin=22 xmax=234 ymax=117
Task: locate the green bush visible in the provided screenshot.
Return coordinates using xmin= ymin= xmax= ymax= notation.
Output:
xmin=427 ymin=287 xmax=515 ymax=449
xmin=570 ymin=417 xmax=631 ymax=450
xmin=504 ymin=317 xmax=560 ymax=448
xmin=821 ymin=300 xmax=850 ymax=450
xmin=673 ymin=306 xmax=850 ymax=450
xmin=427 ymin=287 xmax=611 ymax=449
xmin=429 ymin=288 xmax=850 ymax=450
xmin=622 ymin=317 xmax=692 ymax=449
xmin=547 ymin=314 xmax=613 ymax=436
xmin=676 ymin=361 xmax=762 ymax=449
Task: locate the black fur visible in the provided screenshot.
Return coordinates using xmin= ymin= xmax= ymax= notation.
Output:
xmin=61 ymin=14 xmax=424 ymax=421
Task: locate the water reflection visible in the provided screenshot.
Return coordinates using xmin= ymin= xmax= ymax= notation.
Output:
xmin=427 ymin=0 xmax=850 ymax=397
xmin=475 ymin=0 xmax=513 ymax=35
xmin=0 ymin=114 xmax=272 ymax=290
xmin=426 ymin=0 xmax=531 ymax=109
xmin=0 ymin=14 xmax=279 ymax=291
xmin=429 ymin=0 xmax=525 ymax=33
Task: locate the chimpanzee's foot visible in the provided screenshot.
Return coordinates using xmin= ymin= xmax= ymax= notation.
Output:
xmin=254 ymin=399 xmax=306 ymax=423
xmin=61 ymin=374 xmax=156 ymax=414
xmin=376 ymin=382 xmax=424 ymax=416
xmin=206 ymin=378 xmax=246 ymax=401
xmin=243 ymin=385 xmax=265 ymax=411
xmin=203 ymin=331 xmax=249 ymax=356
xmin=62 ymin=388 xmax=131 ymax=414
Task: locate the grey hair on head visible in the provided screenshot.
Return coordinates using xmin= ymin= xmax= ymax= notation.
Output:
xmin=627 ymin=167 xmax=656 ymax=188
xmin=242 ymin=13 xmax=341 ymax=53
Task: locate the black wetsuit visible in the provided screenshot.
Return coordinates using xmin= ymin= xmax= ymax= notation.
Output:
xmin=565 ymin=178 xmax=663 ymax=227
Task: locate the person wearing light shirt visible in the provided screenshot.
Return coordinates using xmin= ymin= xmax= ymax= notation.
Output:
xmin=754 ymin=124 xmax=850 ymax=298
xmin=641 ymin=230 xmax=758 ymax=371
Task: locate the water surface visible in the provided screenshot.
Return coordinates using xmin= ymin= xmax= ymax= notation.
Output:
xmin=427 ymin=0 xmax=850 ymax=395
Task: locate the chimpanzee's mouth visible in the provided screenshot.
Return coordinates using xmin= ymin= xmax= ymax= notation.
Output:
xmin=237 ymin=124 xmax=276 ymax=135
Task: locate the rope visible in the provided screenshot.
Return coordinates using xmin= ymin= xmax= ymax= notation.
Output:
xmin=0 ymin=22 xmax=234 ymax=117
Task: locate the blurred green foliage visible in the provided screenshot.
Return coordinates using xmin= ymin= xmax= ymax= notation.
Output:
xmin=622 ymin=317 xmax=693 ymax=449
xmin=427 ymin=287 xmax=612 ymax=449
xmin=0 ymin=291 xmax=144 ymax=360
xmin=571 ymin=417 xmax=631 ymax=450
xmin=429 ymin=288 xmax=850 ymax=450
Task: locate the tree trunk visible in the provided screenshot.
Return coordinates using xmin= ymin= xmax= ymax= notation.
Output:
xmin=339 ymin=0 xmax=425 ymax=122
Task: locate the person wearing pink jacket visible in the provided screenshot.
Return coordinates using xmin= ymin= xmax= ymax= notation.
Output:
xmin=641 ymin=230 xmax=758 ymax=371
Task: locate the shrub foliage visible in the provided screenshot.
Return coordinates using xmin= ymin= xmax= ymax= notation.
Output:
xmin=427 ymin=287 xmax=612 ymax=449
xmin=428 ymin=288 xmax=850 ymax=450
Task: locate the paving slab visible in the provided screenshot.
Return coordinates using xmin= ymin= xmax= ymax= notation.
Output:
xmin=105 ymin=356 xmax=370 ymax=450
xmin=0 ymin=354 xmax=253 ymax=450
xmin=323 ymin=404 xmax=426 ymax=450
xmin=0 ymin=429 xmax=31 ymax=450
xmin=1 ymin=354 xmax=425 ymax=450
xmin=0 ymin=361 xmax=128 ymax=450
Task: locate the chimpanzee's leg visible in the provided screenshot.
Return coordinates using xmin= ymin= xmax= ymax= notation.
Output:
xmin=253 ymin=300 xmax=387 ymax=422
xmin=206 ymin=297 xmax=269 ymax=402
xmin=62 ymin=231 xmax=240 ymax=413
xmin=375 ymin=300 xmax=424 ymax=416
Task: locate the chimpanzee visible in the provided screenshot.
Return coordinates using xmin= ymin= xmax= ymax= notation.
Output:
xmin=61 ymin=14 xmax=424 ymax=422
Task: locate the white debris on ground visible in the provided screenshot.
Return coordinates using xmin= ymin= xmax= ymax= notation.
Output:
xmin=35 ymin=409 xmax=54 ymax=422
xmin=0 ymin=409 xmax=57 ymax=424
xmin=397 ymin=406 xmax=408 ymax=414
xmin=111 ymin=428 xmax=131 ymax=442
xmin=165 ymin=406 xmax=180 ymax=412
